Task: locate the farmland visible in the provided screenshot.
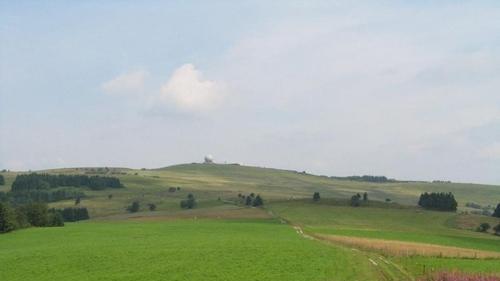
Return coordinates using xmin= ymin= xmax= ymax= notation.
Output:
xmin=0 ymin=163 xmax=499 ymax=280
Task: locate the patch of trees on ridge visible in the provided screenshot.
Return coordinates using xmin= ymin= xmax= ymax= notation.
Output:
xmin=12 ymin=173 xmax=123 ymax=191
xmin=0 ymin=173 xmax=123 ymax=204
xmin=330 ymin=175 xmax=396 ymax=183
xmin=418 ymin=192 xmax=457 ymax=211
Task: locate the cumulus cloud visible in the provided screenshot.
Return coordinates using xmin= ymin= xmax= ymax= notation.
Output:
xmin=158 ymin=64 xmax=225 ymax=113
xmin=101 ymin=70 xmax=148 ymax=95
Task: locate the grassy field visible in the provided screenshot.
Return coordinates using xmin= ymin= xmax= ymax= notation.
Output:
xmin=0 ymin=219 xmax=382 ymax=281
xmin=1 ymin=164 xmax=499 ymax=280
xmin=268 ymin=200 xmax=500 ymax=252
xmin=3 ymin=163 xmax=499 ymax=217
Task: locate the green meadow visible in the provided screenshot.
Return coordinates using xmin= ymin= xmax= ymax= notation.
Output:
xmin=1 ymin=163 xmax=499 ymax=280
xmin=0 ymin=220 xmax=380 ymax=281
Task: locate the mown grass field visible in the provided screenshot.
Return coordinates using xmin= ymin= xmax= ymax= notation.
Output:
xmin=0 ymin=219 xmax=381 ymax=281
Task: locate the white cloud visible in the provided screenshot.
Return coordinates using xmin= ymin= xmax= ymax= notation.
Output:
xmin=158 ymin=64 xmax=225 ymax=113
xmin=101 ymin=70 xmax=148 ymax=95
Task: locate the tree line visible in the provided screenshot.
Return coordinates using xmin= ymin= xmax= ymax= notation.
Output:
xmin=4 ymin=188 xmax=85 ymax=204
xmin=330 ymin=175 xmax=395 ymax=183
xmin=12 ymin=173 xmax=123 ymax=192
xmin=237 ymin=193 xmax=264 ymax=207
xmin=418 ymin=192 xmax=457 ymax=211
xmin=51 ymin=207 xmax=90 ymax=222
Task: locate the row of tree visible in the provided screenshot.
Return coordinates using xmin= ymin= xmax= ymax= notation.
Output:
xmin=0 ymin=202 xmax=64 ymax=233
xmin=11 ymin=173 xmax=123 ymax=192
xmin=237 ymin=193 xmax=264 ymax=207
xmin=331 ymin=175 xmax=394 ymax=183
xmin=6 ymin=188 xmax=85 ymax=204
xmin=476 ymin=222 xmax=500 ymax=236
xmin=418 ymin=192 xmax=458 ymax=211
xmin=51 ymin=207 xmax=90 ymax=222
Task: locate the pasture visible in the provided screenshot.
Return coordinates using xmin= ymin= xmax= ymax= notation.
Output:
xmin=0 ymin=219 xmax=381 ymax=281
xmin=1 ymin=164 xmax=499 ymax=280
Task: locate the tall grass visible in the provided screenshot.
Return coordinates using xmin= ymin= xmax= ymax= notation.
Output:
xmin=421 ymin=272 xmax=500 ymax=281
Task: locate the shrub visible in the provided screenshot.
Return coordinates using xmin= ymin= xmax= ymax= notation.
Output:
xmin=127 ymin=201 xmax=140 ymax=213
xmin=148 ymin=203 xmax=156 ymax=211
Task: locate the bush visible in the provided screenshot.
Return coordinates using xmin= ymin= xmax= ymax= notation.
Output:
xmin=313 ymin=192 xmax=320 ymax=202
xmin=477 ymin=222 xmax=491 ymax=233
xmin=148 ymin=203 xmax=156 ymax=211
xmin=127 ymin=201 xmax=140 ymax=213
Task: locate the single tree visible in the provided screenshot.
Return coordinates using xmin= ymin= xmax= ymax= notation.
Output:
xmin=148 ymin=203 xmax=156 ymax=211
xmin=245 ymin=196 xmax=252 ymax=206
xmin=477 ymin=222 xmax=491 ymax=233
xmin=108 ymin=194 xmax=113 ymax=200
xmin=363 ymin=192 xmax=368 ymax=202
xmin=313 ymin=192 xmax=320 ymax=202
xmin=252 ymin=195 xmax=264 ymax=207
xmin=350 ymin=194 xmax=361 ymax=207
xmin=0 ymin=175 xmax=5 ymax=186
xmin=180 ymin=194 xmax=196 ymax=209
xmin=493 ymin=203 xmax=500 ymax=218
xmin=75 ymin=197 xmax=81 ymax=205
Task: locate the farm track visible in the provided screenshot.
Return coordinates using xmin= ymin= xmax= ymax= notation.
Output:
xmin=267 ymin=209 xmax=414 ymax=281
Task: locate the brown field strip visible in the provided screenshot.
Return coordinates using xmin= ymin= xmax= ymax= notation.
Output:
xmin=313 ymin=233 xmax=500 ymax=259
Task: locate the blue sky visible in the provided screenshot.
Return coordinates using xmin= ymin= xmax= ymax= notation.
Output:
xmin=1 ymin=1 xmax=500 ymax=184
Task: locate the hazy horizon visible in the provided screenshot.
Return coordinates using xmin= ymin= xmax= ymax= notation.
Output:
xmin=1 ymin=1 xmax=500 ymax=185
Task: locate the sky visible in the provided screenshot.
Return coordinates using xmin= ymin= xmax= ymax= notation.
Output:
xmin=1 ymin=1 xmax=500 ymax=184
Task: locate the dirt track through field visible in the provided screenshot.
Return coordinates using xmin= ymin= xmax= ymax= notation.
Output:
xmin=313 ymin=233 xmax=500 ymax=259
